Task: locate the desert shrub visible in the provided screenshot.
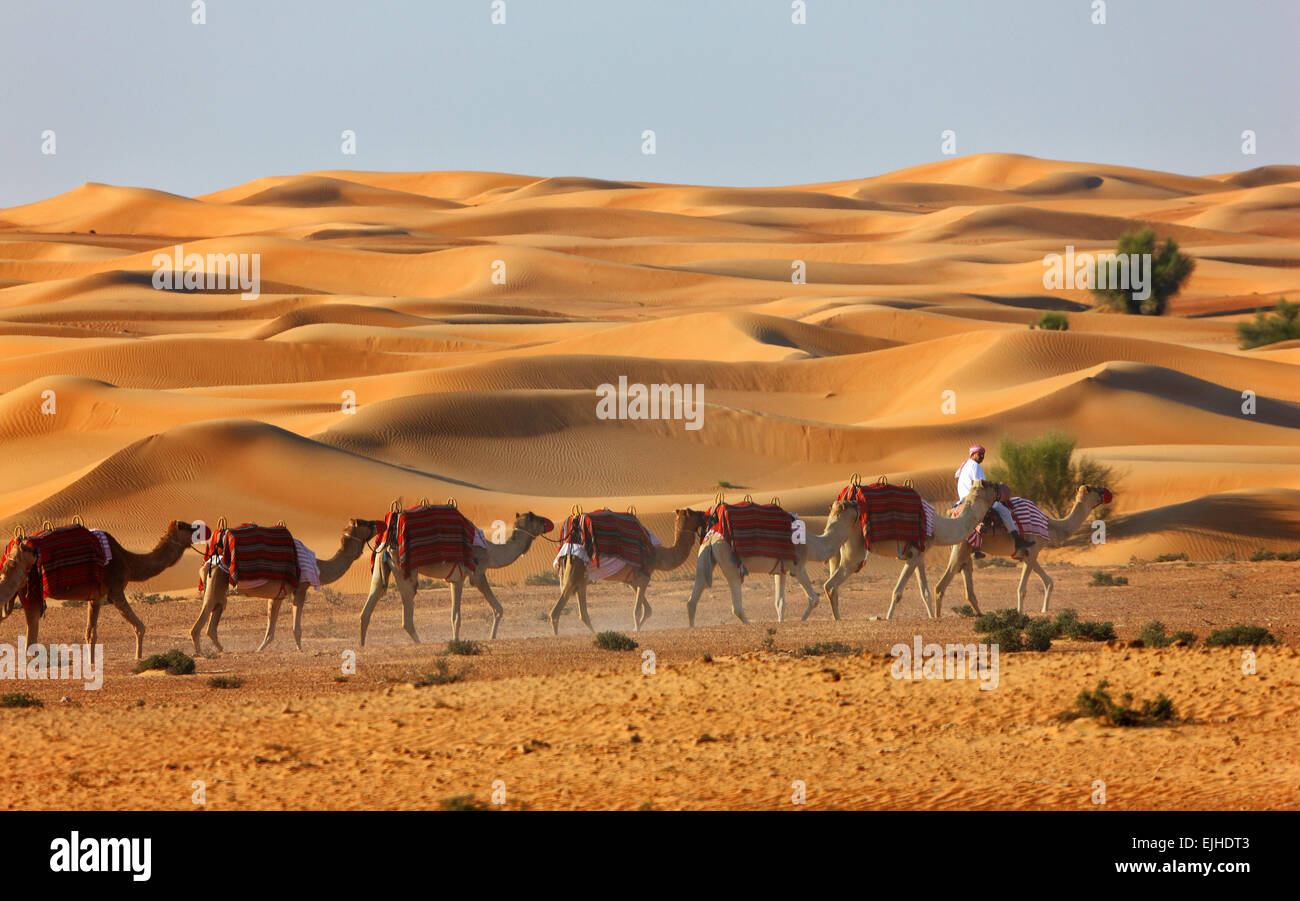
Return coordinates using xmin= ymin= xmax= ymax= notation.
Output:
xmin=973 ymin=609 xmax=1030 ymax=633
xmin=1205 ymin=625 xmax=1276 ymax=648
xmin=130 ymin=591 xmax=180 ymax=605
xmin=1035 ymin=311 xmax=1069 ymax=331
xmin=207 ymin=675 xmax=243 ymax=689
xmin=525 ymin=571 xmax=560 ymax=586
xmin=1139 ymin=621 xmax=1197 ymax=648
xmin=410 ymin=659 xmax=468 ymax=686
xmin=594 ymin=631 xmax=638 ymax=652
xmin=444 ymin=639 xmax=482 ymax=656
xmin=987 ymin=432 xmax=1114 ymax=518
xmin=1060 ymin=680 xmax=1176 ymax=727
xmin=1023 ymin=619 xmax=1057 ymax=652
xmin=1089 ymin=571 xmax=1128 ymax=587
xmin=1 ymin=692 xmax=43 ymax=708
xmin=1237 ymin=298 xmax=1299 ymax=349
xmin=1091 ymin=227 xmax=1195 ymax=316
xmin=1052 ymin=609 xmax=1115 ymax=641
xmin=975 ymin=556 xmax=1016 ymax=568
xmin=797 ymin=641 xmax=859 ymax=658
xmin=441 ymin=795 xmax=492 ymax=811
xmin=134 ymin=649 xmax=195 ymax=676
xmin=1154 ymin=553 xmax=1188 ymax=562
xmin=1247 ymin=547 xmax=1300 ymax=562
xmin=950 ymin=604 xmax=976 ymax=617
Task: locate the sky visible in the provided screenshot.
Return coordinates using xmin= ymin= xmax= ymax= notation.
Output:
xmin=1 ymin=0 xmax=1297 ymax=208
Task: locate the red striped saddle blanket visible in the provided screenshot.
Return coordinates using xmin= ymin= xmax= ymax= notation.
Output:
xmin=966 ymin=497 xmax=1051 ymax=549
xmin=205 ymin=524 xmax=300 ymax=589
xmin=839 ymin=482 xmax=929 ymax=556
xmin=376 ymin=505 xmax=477 ymax=577
xmin=2 ymin=525 xmax=108 ymax=615
xmin=561 ymin=510 xmax=654 ymax=577
xmin=708 ymin=502 xmax=797 ymax=564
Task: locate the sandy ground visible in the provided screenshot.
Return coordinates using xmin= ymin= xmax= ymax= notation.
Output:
xmin=2 ymin=560 xmax=1297 ymax=810
xmin=1 ymin=155 xmax=1298 ymax=810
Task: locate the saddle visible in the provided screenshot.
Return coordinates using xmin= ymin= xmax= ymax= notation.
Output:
xmin=376 ymin=504 xmax=477 ymax=578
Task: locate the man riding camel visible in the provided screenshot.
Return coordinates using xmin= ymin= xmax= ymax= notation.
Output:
xmin=957 ymin=445 xmax=1035 ymax=560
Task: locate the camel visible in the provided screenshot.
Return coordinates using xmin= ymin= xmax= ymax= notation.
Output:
xmin=934 ymin=485 xmax=1112 ymax=615
xmin=0 ymin=521 xmax=199 ymax=660
xmin=359 ymin=511 xmax=552 ymax=646
xmin=822 ymin=480 xmax=1001 ymax=620
xmin=549 ymin=508 xmax=708 ymax=634
xmin=685 ymin=499 xmax=860 ymax=627
xmin=193 ymin=518 xmax=378 ymax=654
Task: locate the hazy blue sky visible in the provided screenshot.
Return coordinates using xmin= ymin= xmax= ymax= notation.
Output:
xmin=2 ymin=0 xmax=1297 ymax=208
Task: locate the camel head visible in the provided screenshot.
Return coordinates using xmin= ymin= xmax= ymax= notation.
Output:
xmin=674 ymin=508 xmax=709 ymax=541
xmin=1078 ymin=484 xmax=1113 ymax=511
xmin=0 ymin=544 xmax=35 ymax=617
xmin=514 ymin=511 xmax=555 ymax=538
xmin=343 ymin=518 xmax=380 ymax=546
xmin=168 ymin=521 xmax=201 ymax=545
xmin=826 ymin=499 xmax=859 ymax=530
xmin=963 ymin=479 xmax=1002 ymax=509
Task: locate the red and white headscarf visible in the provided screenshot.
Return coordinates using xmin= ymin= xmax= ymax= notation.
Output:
xmin=956 ymin=445 xmax=986 ymax=478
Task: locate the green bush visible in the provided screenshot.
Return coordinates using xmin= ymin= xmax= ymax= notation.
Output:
xmin=1139 ymin=621 xmax=1197 ymax=648
xmin=1237 ymin=298 xmax=1299 ymax=349
xmin=1060 ymin=680 xmax=1176 ymax=727
xmin=973 ymin=609 xmax=1031 ymax=633
xmin=797 ymin=641 xmax=859 ymax=658
xmin=594 ymin=631 xmax=638 ymax=652
xmin=525 ymin=571 xmax=560 ymax=586
xmin=1205 ymin=625 xmax=1276 ymax=648
xmin=1154 ymin=553 xmax=1188 ymax=562
xmin=441 ymin=795 xmax=492 ymax=811
xmin=950 ymin=604 xmax=976 ymax=617
xmin=410 ymin=659 xmax=468 ymax=686
xmin=1035 ymin=311 xmax=1069 ymax=331
xmin=1023 ymin=619 xmax=1057 ymax=652
xmin=1091 ymin=227 xmax=1195 ymax=316
xmin=987 ymin=432 xmax=1114 ymax=518
xmin=134 ymin=649 xmax=196 ymax=676
xmin=1 ymin=692 xmax=43 ymax=708
xmin=207 ymin=675 xmax=243 ymax=689
xmin=444 ymin=639 xmax=482 ymax=656
xmin=1089 ymin=571 xmax=1128 ymax=587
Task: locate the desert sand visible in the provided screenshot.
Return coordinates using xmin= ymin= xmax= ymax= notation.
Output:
xmin=0 ymin=154 xmax=1297 ymax=810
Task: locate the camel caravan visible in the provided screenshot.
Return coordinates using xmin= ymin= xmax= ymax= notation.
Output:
xmin=0 ymin=467 xmax=1112 ymax=656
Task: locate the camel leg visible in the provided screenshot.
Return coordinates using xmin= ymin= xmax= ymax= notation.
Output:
xmin=450 ymin=578 xmax=464 ymax=641
xmin=773 ymin=574 xmax=785 ymax=623
xmin=85 ymin=596 xmax=104 ymax=652
xmin=789 ymin=564 xmax=820 ymax=617
xmin=574 ymin=580 xmax=595 ymax=634
xmin=719 ymin=556 xmax=748 ymax=625
xmin=805 ymin=552 xmax=833 ymax=621
xmin=934 ymin=544 xmax=965 ymax=614
xmin=358 ymin=558 xmax=388 ymax=647
xmin=886 ymin=558 xmax=919 ymax=620
xmin=470 ymin=570 xmax=504 ymax=639
xmin=191 ymin=571 xmax=227 ymax=654
xmin=685 ymin=550 xmax=714 ymax=628
xmin=290 ymin=587 xmax=306 ymax=650
xmin=107 ymin=586 xmax=146 ymax=660
xmin=206 ymin=595 xmax=227 ymax=653
xmin=911 ymin=553 xmax=935 ymax=619
xmin=1015 ymin=560 xmax=1033 ymax=614
xmin=633 ymin=581 xmax=652 ymax=632
xmin=258 ymin=595 xmax=285 ymax=651
xmin=1030 ymin=553 xmax=1054 ymax=613
xmin=397 ymin=575 xmax=420 ymax=644
xmin=24 ymin=604 xmax=40 ymax=647
xmin=820 ymin=545 xmax=860 ymax=622
xmin=549 ymin=561 xmax=577 ymax=636
xmin=962 ymin=562 xmax=980 ymax=614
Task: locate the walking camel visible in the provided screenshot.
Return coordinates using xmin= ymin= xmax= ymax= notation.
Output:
xmin=934 ymin=484 xmax=1112 ymax=614
xmin=0 ymin=520 xmax=199 ymax=659
xmin=822 ymin=480 xmax=1001 ymax=620
xmin=686 ymin=499 xmax=860 ymax=627
xmin=359 ymin=510 xmax=553 ymax=646
xmin=193 ymin=518 xmax=378 ymax=654
xmin=549 ymin=507 xmax=708 ymax=634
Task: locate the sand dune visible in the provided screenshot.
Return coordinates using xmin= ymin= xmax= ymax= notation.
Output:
xmin=1 ymin=152 xmax=1298 ymax=600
